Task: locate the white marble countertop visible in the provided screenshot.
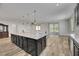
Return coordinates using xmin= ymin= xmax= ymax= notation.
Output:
xmin=70 ymin=34 xmax=79 ymax=44
xmin=12 ymin=32 xmax=47 ymax=40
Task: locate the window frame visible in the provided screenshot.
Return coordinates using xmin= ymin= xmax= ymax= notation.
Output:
xmin=35 ymin=25 xmax=41 ymax=31
xmin=49 ymin=23 xmax=59 ymax=33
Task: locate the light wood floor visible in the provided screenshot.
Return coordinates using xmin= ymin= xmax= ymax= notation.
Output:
xmin=40 ymin=35 xmax=71 ymax=56
xmin=0 ymin=35 xmax=71 ymax=56
xmin=0 ymin=38 xmax=30 ymax=56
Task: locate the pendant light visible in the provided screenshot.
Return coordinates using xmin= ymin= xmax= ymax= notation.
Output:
xmin=31 ymin=9 xmax=37 ymax=25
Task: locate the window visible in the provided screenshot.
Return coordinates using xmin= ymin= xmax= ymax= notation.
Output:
xmin=36 ymin=25 xmax=41 ymax=30
xmin=49 ymin=24 xmax=53 ymax=32
xmin=49 ymin=23 xmax=59 ymax=32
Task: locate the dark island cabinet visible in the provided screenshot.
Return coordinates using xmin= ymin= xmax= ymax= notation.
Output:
xmin=28 ymin=39 xmax=36 ymax=52
xmin=23 ymin=37 xmax=28 ymax=52
xmin=19 ymin=36 xmax=23 ymax=48
xmin=11 ymin=34 xmax=46 ymax=56
xmin=16 ymin=36 xmax=19 ymax=46
xmin=42 ymin=37 xmax=46 ymax=50
xmin=37 ymin=39 xmax=42 ymax=55
xmin=73 ymin=40 xmax=79 ymax=56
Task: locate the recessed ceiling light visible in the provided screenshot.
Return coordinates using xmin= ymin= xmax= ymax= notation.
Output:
xmin=56 ymin=3 xmax=62 ymax=6
xmin=56 ymin=3 xmax=60 ymax=6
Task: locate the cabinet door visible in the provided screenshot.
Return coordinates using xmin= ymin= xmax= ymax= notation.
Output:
xmin=23 ymin=37 xmax=28 ymax=52
xmin=11 ymin=34 xmax=14 ymax=43
xmin=13 ymin=35 xmax=16 ymax=44
xmin=11 ymin=35 xmax=14 ymax=43
xmin=42 ymin=37 xmax=46 ymax=50
xmin=19 ymin=36 xmax=23 ymax=48
xmin=74 ymin=45 xmax=79 ymax=56
xmin=31 ymin=50 xmax=37 ymax=56
xmin=28 ymin=39 xmax=36 ymax=55
xmin=37 ymin=39 xmax=42 ymax=55
xmin=16 ymin=35 xmax=18 ymax=46
xmin=43 ymin=37 xmax=46 ymax=49
xmin=15 ymin=35 xmax=18 ymax=45
xmin=17 ymin=36 xmax=20 ymax=47
xmin=74 ymin=42 xmax=79 ymax=56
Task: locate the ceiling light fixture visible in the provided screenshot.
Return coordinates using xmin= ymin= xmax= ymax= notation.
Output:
xmin=56 ymin=3 xmax=59 ymax=6
xmin=31 ymin=9 xmax=37 ymax=25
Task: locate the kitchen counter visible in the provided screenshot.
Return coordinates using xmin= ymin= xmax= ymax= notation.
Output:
xmin=11 ymin=32 xmax=47 ymax=40
xmin=11 ymin=33 xmax=47 ymax=56
xmin=70 ymin=34 xmax=79 ymax=56
xmin=70 ymin=34 xmax=79 ymax=44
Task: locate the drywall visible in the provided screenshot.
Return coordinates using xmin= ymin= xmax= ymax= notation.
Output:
xmin=74 ymin=25 xmax=79 ymax=34
xmin=59 ymin=20 xmax=69 ymax=35
xmin=0 ymin=19 xmax=70 ymax=36
xmin=8 ymin=22 xmax=49 ymax=37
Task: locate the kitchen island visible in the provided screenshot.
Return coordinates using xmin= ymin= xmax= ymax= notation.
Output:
xmin=11 ymin=33 xmax=47 ymax=56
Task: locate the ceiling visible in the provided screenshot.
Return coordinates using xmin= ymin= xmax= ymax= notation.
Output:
xmin=0 ymin=3 xmax=77 ymax=24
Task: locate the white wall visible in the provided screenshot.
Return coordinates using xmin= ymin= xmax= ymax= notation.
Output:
xmin=75 ymin=25 xmax=79 ymax=34
xmin=59 ymin=20 xmax=69 ymax=35
xmin=0 ymin=19 xmax=71 ymax=36
xmin=8 ymin=22 xmax=49 ymax=37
